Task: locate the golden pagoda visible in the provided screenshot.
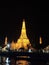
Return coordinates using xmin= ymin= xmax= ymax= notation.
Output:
xmin=10 ymin=19 xmax=32 ymax=51
xmin=15 ymin=19 xmax=31 ymax=50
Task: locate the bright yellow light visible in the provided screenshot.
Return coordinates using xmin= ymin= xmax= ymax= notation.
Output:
xmin=16 ymin=19 xmax=31 ymax=50
xmin=22 ymin=19 xmax=26 ymax=29
xmin=11 ymin=41 xmax=16 ymax=50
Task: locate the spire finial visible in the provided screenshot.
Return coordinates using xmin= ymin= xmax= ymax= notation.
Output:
xmin=22 ymin=19 xmax=26 ymax=29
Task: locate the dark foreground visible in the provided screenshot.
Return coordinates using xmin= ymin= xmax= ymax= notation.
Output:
xmin=0 ymin=51 xmax=49 ymax=65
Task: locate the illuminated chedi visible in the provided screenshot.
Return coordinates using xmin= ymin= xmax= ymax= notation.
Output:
xmin=16 ymin=19 xmax=31 ymax=50
xmin=11 ymin=19 xmax=32 ymax=51
xmin=1 ymin=22 xmax=49 ymax=53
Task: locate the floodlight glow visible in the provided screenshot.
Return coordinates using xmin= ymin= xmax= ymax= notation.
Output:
xmin=7 ymin=44 xmax=10 ymax=48
xmin=6 ymin=57 xmax=10 ymax=63
xmin=28 ymin=49 xmax=32 ymax=52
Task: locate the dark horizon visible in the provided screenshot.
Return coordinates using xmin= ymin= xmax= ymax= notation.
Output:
xmin=0 ymin=7 xmax=48 ymax=49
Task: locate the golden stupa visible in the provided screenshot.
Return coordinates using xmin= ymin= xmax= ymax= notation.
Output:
xmin=11 ymin=19 xmax=31 ymax=50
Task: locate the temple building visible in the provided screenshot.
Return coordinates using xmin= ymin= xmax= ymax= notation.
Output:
xmin=11 ymin=19 xmax=35 ymax=51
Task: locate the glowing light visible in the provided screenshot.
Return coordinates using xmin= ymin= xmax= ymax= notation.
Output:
xmin=39 ymin=36 xmax=42 ymax=44
xmin=7 ymin=44 xmax=10 ymax=48
xmin=28 ymin=49 xmax=32 ymax=52
xmin=5 ymin=36 xmax=8 ymax=45
xmin=11 ymin=41 xmax=16 ymax=50
xmin=16 ymin=19 xmax=31 ymax=50
xmin=6 ymin=57 xmax=10 ymax=63
xmin=42 ymin=45 xmax=49 ymax=53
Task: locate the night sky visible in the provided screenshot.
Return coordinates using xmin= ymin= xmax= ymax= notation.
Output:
xmin=0 ymin=5 xmax=49 ymax=49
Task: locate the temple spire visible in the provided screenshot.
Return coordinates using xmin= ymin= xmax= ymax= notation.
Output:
xmin=22 ymin=19 xmax=26 ymax=29
xmin=5 ymin=36 xmax=8 ymax=45
xmin=39 ymin=36 xmax=42 ymax=44
xmin=20 ymin=19 xmax=27 ymax=39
